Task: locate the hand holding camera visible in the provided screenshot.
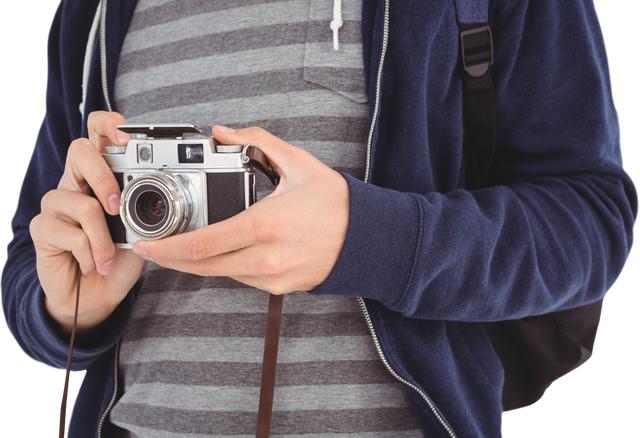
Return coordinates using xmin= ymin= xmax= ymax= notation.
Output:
xmin=31 ymin=111 xmax=350 ymax=338
xmin=132 ymin=125 xmax=350 ymax=295
xmin=103 ymin=123 xmax=279 ymax=247
xmin=29 ymin=112 xmax=145 ymax=338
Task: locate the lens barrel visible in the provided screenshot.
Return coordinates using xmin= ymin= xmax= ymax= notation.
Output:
xmin=121 ymin=173 xmax=193 ymax=240
xmin=134 ymin=190 xmax=168 ymax=227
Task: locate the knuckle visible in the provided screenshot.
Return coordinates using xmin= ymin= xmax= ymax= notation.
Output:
xmin=103 ymin=111 xmax=125 ymax=130
xmin=71 ymin=231 xmax=90 ymax=252
xmin=188 ymin=235 xmax=212 ymax=260
xmin=75 ymin=254 xmax=97 ymax=276
xmin=259 ymin=254 xmax=287 ymax=277
xmin=78 ymin=196 xmax=104 ymax=220
xmin=246 ymin=126 xmax=270 ymax=141
xmin=79 ymin=259 xmax=97 ymax=275
xmin=297 ymin=147 xmax=315 ymax=163
xmin=193 ymin=260 xmax=212 ymax=277
xmin=93 ymin=240 xmax=115 ymax=259
xmin=66 ymin=140 xmax=94 ymax=175
xmin=87 ymin=111 xmax=102 ymax=127
xmin=88 ymin=110 xmax=123 ymax=129
xmin=40 ymin=190 xmax=56 ymax=211
xmin=88 ymin=111 xmax=126 ymax=151
xmin=82 ymin=195 xmax=103 ymax=214
xmin=255 ymin=216 xmax=282 ymax=243
xmin=92 ymin=169 xmax=116 ymax=190
xmin=68 ymin=138 xmax=91 ymax=156
xmin=29 ymin=214 xmax=44 ymax=237
xmin=29 ymin=212 xmax=65 ymax=245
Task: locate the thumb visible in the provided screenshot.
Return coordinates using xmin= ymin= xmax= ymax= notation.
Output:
xmin=212 ymin=125 xmax=299 ymax=176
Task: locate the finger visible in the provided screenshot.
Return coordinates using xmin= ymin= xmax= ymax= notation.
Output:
xmin=30 ymin=213 xmax=99 ymax=276
xmin=133 ymin=208 xmax=261 ymax=263
xmin=41 ymin=190 xmax=117 ymax=274
xmin=212 ymin=125 xmax=300 ymax=176
xmin=145 ymin=245 xmax=277 ymax=284
xmin=147 ymin=250 xmax=253 ymax=278
xmin=150 ymin=249 xmax=309 ymax=294
xmin=87 ymin=111 xmax=130 ymax=152
xmin=59 ymin=138 xmax=121 ymax=215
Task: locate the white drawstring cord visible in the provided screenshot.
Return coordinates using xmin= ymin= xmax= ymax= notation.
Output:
xmin=330 ymin=0 xmax=343 ymax=51
xmin=80 ymin=0 xmax=102 ymax=118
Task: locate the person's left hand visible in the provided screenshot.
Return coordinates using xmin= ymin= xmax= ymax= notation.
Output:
xmin=132 ymin=125 xmax=350 ymax=294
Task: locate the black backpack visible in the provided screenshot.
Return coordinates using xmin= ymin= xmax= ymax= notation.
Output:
xmin=454 ymin=0 xmax=603 ymax=411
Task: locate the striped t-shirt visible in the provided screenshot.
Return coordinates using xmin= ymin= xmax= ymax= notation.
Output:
xmin=108 ymin=1 xmax=424 ymax=437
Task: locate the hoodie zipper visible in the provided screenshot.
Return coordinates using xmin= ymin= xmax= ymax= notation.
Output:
xmin=97 ymin=341 xmax=120 ymax=438
xmin=99 ymin=0 xmax=113 ymax=112
xmin=357 ymin=299 xmax=456 ymax=437
xmin=363 ymin=0 xmax=389 ymax=184
xmin=96 ymin=2 xmax=117 ymax=435
xmin=358 ymin=1 xmax=455 ymax=436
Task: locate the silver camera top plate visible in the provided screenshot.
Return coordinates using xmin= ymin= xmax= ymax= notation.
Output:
xmin=117 ymin=123 xmax=202 ymax=139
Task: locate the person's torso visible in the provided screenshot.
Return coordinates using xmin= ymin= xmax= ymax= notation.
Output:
xmin=108 ymin=1 xmax=424 ymax=436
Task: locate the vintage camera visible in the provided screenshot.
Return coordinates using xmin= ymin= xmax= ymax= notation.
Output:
xmin=103 ymin=123 xmax=279 ymax=248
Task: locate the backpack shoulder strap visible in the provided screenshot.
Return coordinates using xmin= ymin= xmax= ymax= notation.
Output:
xmin=453 ymin=0 xmax=605 ymax=411
xmin=454 ymin=0 xmax=495 ymax=189
xmin=453 ymin=0 xmax=489 ymax=24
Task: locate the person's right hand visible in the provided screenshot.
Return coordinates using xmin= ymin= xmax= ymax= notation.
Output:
xmin=29 ymin=111 xmax=145 ymax=338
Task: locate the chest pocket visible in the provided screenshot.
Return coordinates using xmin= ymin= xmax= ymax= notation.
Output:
xmin=303 ymin=0 xmax=368 ymax=104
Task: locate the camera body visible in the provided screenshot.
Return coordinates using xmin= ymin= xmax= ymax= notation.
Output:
xmin=103 ymin=123 xmax=278 ymax=248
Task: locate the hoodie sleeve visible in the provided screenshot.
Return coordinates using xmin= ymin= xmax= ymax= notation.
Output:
xmin=313 ymin=0 xmax=637 ymax=321
xmin=1 ymin=0 xmax=134 ymax=370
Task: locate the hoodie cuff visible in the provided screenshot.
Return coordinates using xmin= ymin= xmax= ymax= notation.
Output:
xmin=312 ymin=173 xmax=423 ymax=311
xmin=28 ymin=284 xmax=134 ymax=370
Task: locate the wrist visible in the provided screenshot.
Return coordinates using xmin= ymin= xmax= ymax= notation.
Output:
xmin=44 ymin=295 xmax=118 ymax=341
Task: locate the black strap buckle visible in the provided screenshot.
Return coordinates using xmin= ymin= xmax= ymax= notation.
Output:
xmin=460 ymin=26 xmax=493 ymax=77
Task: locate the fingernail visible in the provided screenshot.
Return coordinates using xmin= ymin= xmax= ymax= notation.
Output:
xmin=116 ymin=130 xmax=131 ymax=144
xmin=214 ymin=125 xmax=236 ymax=133
xmin=101 ymin=260 xmax=115 ymax=275
xmin=108 ymin=194 xmax=120 ymax=214
xmin=133 ymin=245 xmax=153 ymax=262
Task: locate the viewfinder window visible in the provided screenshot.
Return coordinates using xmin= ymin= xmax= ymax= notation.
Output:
xmin=178 ymin=144 xmax=204 ymax=163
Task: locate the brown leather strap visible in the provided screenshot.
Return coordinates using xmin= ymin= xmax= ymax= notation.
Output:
xmin=256 ymin=293 xmax=284 ymax=438
xmin=55 ymin=266 xmax=82 ymax=438
xmin=245 ymin=145 xmax=280 ymax=186
xmin=59 ymin=272 xmax=283 ymax=437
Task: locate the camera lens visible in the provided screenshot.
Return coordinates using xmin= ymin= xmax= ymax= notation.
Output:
xmin=121 ymin=173 xmax=194 ymax=241
xmin=128 ymin=184 xmax=171 ymax=233
xmin=135 ymin=191 xmax=167 ymax=226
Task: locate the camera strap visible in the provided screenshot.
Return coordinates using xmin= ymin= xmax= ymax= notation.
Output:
xmin=59 ymin=267 xmax=82 ymax=438
xmin=58 ymin=270 xmax=283 ymax=438
xmin=244 ymin=145 xmax=280 ymax=187
xmin=256 ymin=293 xmax=284 ymax=438
xmin=55 ymin=260 xmax=283 ymax=438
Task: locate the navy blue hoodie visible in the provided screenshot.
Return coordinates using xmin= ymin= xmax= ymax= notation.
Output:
xmin=2 ymin=0 xmax=637 ymax=436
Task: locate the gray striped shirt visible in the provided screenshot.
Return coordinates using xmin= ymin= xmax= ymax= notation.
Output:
xmin=109 ymin=1 xmax=424 ymax=436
